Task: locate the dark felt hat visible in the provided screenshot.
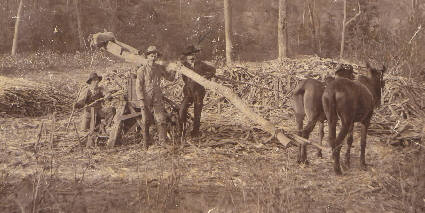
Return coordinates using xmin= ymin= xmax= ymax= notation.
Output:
xmin=182 ymin=45 xmax=201 ymax=56
xmin=145 ymin=45 xmax=162 ymax=56
xmin=86 ymin=72 xmax=103 ymax=84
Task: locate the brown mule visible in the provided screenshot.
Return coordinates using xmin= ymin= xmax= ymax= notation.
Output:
xmin=322 ymin=62 xmax=386 ymax=175
xmin=294 ymin=65 xmax=355 ymax=164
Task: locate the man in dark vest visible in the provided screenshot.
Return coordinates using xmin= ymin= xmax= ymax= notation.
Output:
xmin=179 ymin=45 xmax=216 ymax=137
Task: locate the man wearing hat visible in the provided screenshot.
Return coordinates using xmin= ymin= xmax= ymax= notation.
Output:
xmin=178 ymin=45 xmax=216 ymax=137
xmin=136 ymin=45 xmax=176 ymax=147
xmin=74 ymin=72 xmax=115 ymax=132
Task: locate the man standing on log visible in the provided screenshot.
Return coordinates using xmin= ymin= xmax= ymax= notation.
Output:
xmin=179 ymin=45 xmax=216 ymax=137
xmin=74 ymin=72 xmax=116 ymax=132
xmin=136 ymin=46 xmax=176 ymax=147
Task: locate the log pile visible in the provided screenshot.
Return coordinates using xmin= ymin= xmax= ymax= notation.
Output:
xmin=0 ymin=76 xmax=73 ymax=117
xmin=375 ymin=76 xmax=425 ymax=146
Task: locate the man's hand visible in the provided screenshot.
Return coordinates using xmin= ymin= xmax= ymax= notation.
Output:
xmin=73 ymin=102 xmax=82 ymax=109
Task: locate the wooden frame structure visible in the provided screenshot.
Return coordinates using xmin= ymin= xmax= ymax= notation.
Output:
xmin=106 ymin=74 xmax=143 ymax=147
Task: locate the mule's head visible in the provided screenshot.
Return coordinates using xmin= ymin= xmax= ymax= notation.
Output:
xmin=335 ymin=64 xmax=355 ymax=80
xmin=366 ymin=62 xmax=387 ymax=107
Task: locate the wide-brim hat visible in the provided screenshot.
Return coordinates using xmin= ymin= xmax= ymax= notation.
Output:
xmin=86 ymin=72 xmax=103 ymax=84
xmin=145 ymin=45 xmax=162 ymax=57
xmin=182 ymin=45 xmax=201 ymax=56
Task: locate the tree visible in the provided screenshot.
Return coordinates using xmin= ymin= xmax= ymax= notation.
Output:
xmin=278 ymin=0 xmax=288 ymax=59
xmin=11 ymin=0 xmax=24 ymax=55
xmin=74 ymin=0 xmax=85 ymax=49
xmin=224 ymin=0 xmax=233 ymax=65
xmin=339 ymin=0 xmax=361 ymax=58
xmin=307 ymin=0 xmax=319 ymax=54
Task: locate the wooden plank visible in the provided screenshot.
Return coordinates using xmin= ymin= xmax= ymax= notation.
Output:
xmin=128 ymin=105 xmax=144 ymax=129
xmin=107 ymin=103 xmax=127 ymax=148
xmin=118 ymin=112 xmax=142 ymax=121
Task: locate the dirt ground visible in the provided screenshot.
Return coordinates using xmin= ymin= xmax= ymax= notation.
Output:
xmin=0 ymin=63 xmax=424 ymax=213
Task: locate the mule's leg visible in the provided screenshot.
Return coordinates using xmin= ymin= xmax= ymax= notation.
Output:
xmin=360 ymin=120 xmax=370 ymax=170
xmin=295 ymin=113 xmax=305 ymax=137
xmin=297 ymin=143 xmax=309 ymax=164
xmin=345 ymin=123 xmax=354 ymax=168
xmin=297 ymin=115 xmax=320 ymax=163
xmin=317 ymin=121 xmax=325 ymax=158
xmin=192 ymin=94 xmax=204 ymax=137
xmin=302 ymin=115 xmax=319 ymax=139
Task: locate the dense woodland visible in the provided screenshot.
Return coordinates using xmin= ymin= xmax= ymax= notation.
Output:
xmin=0 ymin=0 xmax=424 ymax=77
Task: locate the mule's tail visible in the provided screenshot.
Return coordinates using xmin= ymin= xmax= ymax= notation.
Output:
xmin=293 ymin=80 xmax=306 ymax=115
xmin=322 ymin=88 xmax=337 ymax=146
xmin=293 ymin=80 xmax=307 ymax=134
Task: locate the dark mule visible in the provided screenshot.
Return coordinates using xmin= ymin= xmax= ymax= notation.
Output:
xmin=322 ymin=62 xmax=386 ymax=175
xmin=293 ymin=65 xmax=355 ymax=163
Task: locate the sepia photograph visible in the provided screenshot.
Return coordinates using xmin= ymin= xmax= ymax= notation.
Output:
xmin=0 ymin=0 xmax=424 ymax=212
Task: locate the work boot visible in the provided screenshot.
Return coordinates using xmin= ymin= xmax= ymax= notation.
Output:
xmin=142 ymin=126 xmax=152 ymax=149
xmin=157 ymin=123 xmax=168 ymax=145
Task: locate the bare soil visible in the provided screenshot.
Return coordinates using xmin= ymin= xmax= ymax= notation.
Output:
xmin=0 ymin=63 xmax=424 ymax=213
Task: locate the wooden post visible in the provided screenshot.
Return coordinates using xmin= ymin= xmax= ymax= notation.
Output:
xmin=86 ymin=107 xmax=96 ymax=147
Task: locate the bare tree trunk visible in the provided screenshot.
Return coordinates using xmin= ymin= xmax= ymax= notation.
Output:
xmin=224 ymin=0 xmax=233 ymax=65
xmin=339 ymin=0 xmax=361 ymax=59
xmin=11 ymin=0 xmax=24 ymax=55
xmin=339 ymin=0 xmax=347 ymax=58
xmin=278 ymin=0 xmax=288 ymax=59
xmin=74 ymin=0 xmax=85 ymax=49
xmin=308 ymin=0 xmax=318 ymax=53
xmin=110 ymin=0 xmax=118 ymax=33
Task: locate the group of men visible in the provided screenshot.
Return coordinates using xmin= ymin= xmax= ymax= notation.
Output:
xmin=73 ymin=45 xmax=216 ymax=147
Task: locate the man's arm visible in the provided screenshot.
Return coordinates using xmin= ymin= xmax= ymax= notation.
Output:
xmin=158 ymin=63 xmax=176 ymax=82
xmin=135 ymin=66 xmax=146 ymax=102
xmin=74 ymin=87 xmax=89 ymax=109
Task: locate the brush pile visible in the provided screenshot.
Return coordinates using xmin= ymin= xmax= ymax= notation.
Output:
xmin=374 ymin=75 xmax=425 ymax=146
xmin=92 ymin=56 xmax=424 ymax=146
xmin=0 ymin=76 xmax=73 ymax=117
